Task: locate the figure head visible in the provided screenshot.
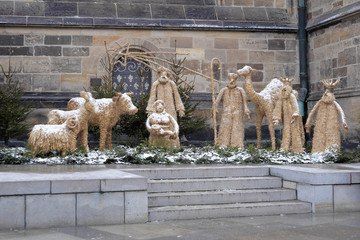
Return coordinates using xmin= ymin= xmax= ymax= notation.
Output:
xmin=113 ymin=92 xmax=138 ymax=115
xmin=157 ymin=66 xmax=172 ymax=84
xmin=321 ymin=78 xmax=340 ymax=103
xmin=280 ymin=77 xmax=295 ymax=86
xmin=236 ymin=65 xmax=256 ymax=76
xmin=281 ymin=86 xmax=293 ymax=99
xmin=227 ymin=73 xmax=239 ymax=88
xmin=154 ymin=100 xmax=165 ymax=113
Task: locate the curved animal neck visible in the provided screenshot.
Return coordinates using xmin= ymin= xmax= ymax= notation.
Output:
xmin=244 ymin=74 xmax=262 ymax=104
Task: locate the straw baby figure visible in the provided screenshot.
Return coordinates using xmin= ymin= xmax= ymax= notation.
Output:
xmin=213 ymin=73 xmax=250 ymax=148
xmin=305 ymin=79 xmax=348 ymax=153
xmin=272 ymin=78 xmax=303 ymax=153
xmin=146 ymin=100 xmax=179 ymax=147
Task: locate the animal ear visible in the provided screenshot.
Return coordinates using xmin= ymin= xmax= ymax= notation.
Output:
xmin=114 ymin=92 xmax=122 ymax=97
xmin=80 ymin=91 xmax=86 ymax=98
xmin=126 ymin=92 xmax=134 ymax=96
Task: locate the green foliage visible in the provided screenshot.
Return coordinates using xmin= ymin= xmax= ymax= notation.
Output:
xmin=169 ymin=57 xmax=208 ymax=137
xmin=116 ymin=68 xmax=150 ymax=144
xmin=0 ymin=57 xmax=32 ymax=146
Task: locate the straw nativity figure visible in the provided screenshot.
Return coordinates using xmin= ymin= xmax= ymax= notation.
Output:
xmin=146 ymin=66 xmax=185 ymax=145
xmin=146 ymin=100 xmax=179 ymax=147
xmin=213 ymin=73 xmax=251 ymax=148
xmin=305 ymin=79 xmax=348 ymax=153
xmin=272 ymin=77 xmax=304 ymax=153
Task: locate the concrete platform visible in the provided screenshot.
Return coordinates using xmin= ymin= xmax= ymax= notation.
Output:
xmin=0 ymin=212 xmax=359 ymax=240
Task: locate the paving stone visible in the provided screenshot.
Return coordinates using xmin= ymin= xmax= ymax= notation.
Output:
xmin=332 ymin=66 xmax=347 ymax=78
xmin=152 ymin=4 xmax=185 ymax=19
xmin=234 ymin=0 xmax=254 ymax=7
xmin=64 ymin=17 xmax=93 ymax=26
xmin=27 ymin=16 xmax=63 ymax=25
xmin=0 ymin=196 xmax=24 ymax=229
xmin=72 ymin=36 xmax=93 ymax=46
xmin=45 ymin=35 xmax=71 ymax=45
xmin=170 ymin=37 xmax=192 ymax=48
xmin=275 ymin=51 xmax=297 ymax=63
xmin=63 ymin=47 xmax=89 ymax=57
xmin=0 ymin=46 xmax=33 ymax=56
xmin=216 ymin=6 xmax=244 ymax=21
xmin=334 ymin=184 xmax=360 ymax=212
xmin=320 ymin=59 xmax=333 ymax=78
xmin=77 ymin=192 xmax=125 ymax=226
xmin=268 ymin=39 xmax=285 ymax=50
xmin=15 ymin=2 xmax=45 ymax=16
xmin=226 ymin=49 xmax=248 ymax=62
xmin=0 ymin=35 xmax=24 ymax=46
xmin=125 ymin=191 xmax=148 ymax=223
xmin=254 ymin=0 xmax=274 ymax=7
xmin=45 ymin=2 xmax=77 ymax=17
xmin=35 ymin=46 xmax=61 ymax=56
xmin=33 ymin=74 xmax=61 ymax=91
xmin=26 ymin=194 xmax=76 ymax=228
xmin=23 ymin=57 xmax=51 ymax=73
xmin=51 ymin=58 xmax=82 ymax=73
xmin=79 ymin=3 xmax=117 ymax=18
xmin=243 ymin=7 xmax=268 ymax=21
xmin=215 ymin=38 xmax=238 ymax=49
xmin=116 ymin=4 xmax=151 ymax=19
xmin=239 ymin=39 xmax=268 ymax=50
xmin=0 ymin=1 xmax=14 ymax=16
xmin=249 ymin=51 xmax=275 ymax=63
xmin=185 ymin=6 xmax=217 ymax=20
xmin=266 ymin=8 xmax=289 ymax=22
xmin=24 ymin=35 xmax=44 ymax=46
xmin=338 ymin=47 xmax=357 ymax=66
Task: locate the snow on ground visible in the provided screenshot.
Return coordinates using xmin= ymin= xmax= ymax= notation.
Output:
xmin=0 ymin=145 xmax=338 ymax=165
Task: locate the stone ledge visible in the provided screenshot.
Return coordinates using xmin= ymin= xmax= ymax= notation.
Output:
xmin=0 ymin=16 xmax=297 ymax=32
xmin=306 ymin=1 xmax=360 ymax=31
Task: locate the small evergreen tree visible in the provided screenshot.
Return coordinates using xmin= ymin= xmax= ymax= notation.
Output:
xmin=170 ymin=57 xmax=208 ymax=137
xmin=116 ymin=67 xmax=150 ymax=143
xmin=0 ymin=57 xmax=32 ymax=146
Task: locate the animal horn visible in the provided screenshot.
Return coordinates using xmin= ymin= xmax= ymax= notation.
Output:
xmin=67 ymin=117 xmax=79 ymax=129
xmin=126 ymin=92 xmax=134 ymax=96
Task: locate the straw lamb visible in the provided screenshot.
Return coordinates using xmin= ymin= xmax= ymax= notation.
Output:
xmin=47 ymin=91 xmax=95 ymax=150
xmin=68 ymin=92 xmax=138 ymax=149
xmin=29 ymin=116 xmax=81 ymax=157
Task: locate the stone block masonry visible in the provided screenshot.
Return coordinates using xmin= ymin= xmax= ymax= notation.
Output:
xmin=0 ymin=169 xmax=148 ymax=229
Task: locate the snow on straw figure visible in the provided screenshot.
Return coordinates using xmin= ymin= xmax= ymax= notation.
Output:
xmin=272 ymin=77 xmax=303 ymax=153
xmin=146 ymin=100 xmax=179 ymax=147
xmin=213 ymin=73 xmax=251 ymax=148
xmin=146 ymin=66 xmax=184 ymax=146
xmin=305 ymin=78 xmax=348 ymax=153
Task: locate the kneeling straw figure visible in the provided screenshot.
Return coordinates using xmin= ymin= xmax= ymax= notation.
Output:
xmin=213 ymin=73 xmax=250 ymax=148
xmin=305 ymin=78 xmax=348 ymax=153
xmin=272 ymin=77 xmax=303 ymax=153
xmin=146 ymin=100 xmax=179 ymax=147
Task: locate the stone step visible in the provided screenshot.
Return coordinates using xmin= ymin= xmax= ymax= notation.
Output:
xmin=148 ymin=176 xmax=282 ymax=193
xmin=149 ymin=200 xmax=312 ymax=221
xmin=148 ymin=188 xmax=296 ymax=207
xmin=124 ymin=166 xmax=269 ymax=180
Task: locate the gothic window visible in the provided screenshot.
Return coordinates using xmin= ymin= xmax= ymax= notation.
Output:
xmin=112 ymin=58 xmax=151 ymax=96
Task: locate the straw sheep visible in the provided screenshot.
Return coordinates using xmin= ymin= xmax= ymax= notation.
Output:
xmin=29 ymin=116 xmax=81 ymax=157
xmin=68 ymin=92 xmax=138 ymax=149
xmin=48 ymin=91 xmax=95 ymax=150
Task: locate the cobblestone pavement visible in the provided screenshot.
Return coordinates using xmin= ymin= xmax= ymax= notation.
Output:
xmin=1 ymin=212 xmax=360 ymax=240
